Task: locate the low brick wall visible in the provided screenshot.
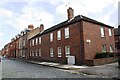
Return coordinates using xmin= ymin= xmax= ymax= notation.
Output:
xmin=85 ymin=57 xmax=118 ymax=66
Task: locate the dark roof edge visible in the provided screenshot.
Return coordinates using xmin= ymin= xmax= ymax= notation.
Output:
xmin=29 ymin=15 xmax=114 ymax=40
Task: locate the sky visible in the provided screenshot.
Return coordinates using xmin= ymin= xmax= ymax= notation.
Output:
xmin=0 ymin=0 xmax=119 ymax=50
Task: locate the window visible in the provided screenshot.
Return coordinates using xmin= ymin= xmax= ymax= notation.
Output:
xmin=65 ymin=46 xmax=70 ymax=57
xmin=36 ymin=49 xmax=38 ymax=56
xmin=36 ymin=38 xmax=38 ymax=45
xmin=23 ymin=40 xmax=25 ymax=46
xmin=110 ymin=45 xmax=113 ymax=52
xmin=32 ymin=51 xmax=34 ymax=56
xmin=30 ymin=40 xmax=31 ymax=46
xmin=102 ymin=44 xmax=106 ymax=52
xmin=58 ymin=47 xmax=62 ymax=57
xmin=57 ymin=30 xmax=61 ymax=40
xmin=108 ymin=29 xmax=112 ymax=36
xmin=100 ymin=27 xmax=105 ymax=37
xmin=39 ymin=37 xmax=41 ymax=44
xmin=39 ymin=49 xmax=41 ymax=57
xmin=32 ymin=39 xmax=34 ymax=46
xmin=50 ymin=33 xmax=53 ymax=42
xmin=50 ymin=48 xmax=53 ymax=57
xmin=65 ymin=27 xmax=69 ymax=38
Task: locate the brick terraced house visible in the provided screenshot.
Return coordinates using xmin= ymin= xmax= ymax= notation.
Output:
xmin=28 ymin=7 xmax=115 ymax=65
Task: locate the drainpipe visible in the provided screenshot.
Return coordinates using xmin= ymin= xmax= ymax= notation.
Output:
xmin=79 ymin=21 xmax=85 ymax=65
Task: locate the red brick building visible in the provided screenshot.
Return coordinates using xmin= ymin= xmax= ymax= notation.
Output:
xmin=9 ymin=38 xmax=16 ymax=58
xmin=114 ymin=26 xmax=120 ymax=52
xmin=28 ymin=7 xmax=115 ymax=65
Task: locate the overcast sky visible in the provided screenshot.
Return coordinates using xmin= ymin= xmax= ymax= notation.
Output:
xmin=0 ymin=0 xmax=119 ymax=49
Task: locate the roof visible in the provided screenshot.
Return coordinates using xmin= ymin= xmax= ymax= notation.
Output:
xmin=114 ymin=27 xmax=120 ymax=36
xmin=30 ymin=15 xmax=114 ymax=40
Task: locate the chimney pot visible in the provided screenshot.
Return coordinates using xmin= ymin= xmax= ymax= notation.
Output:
xmin=67 ymin=7 xmax=74 ymax=20
xmin=28 ymin=24 xmax=34 ymax=30
xmin=40 ymin=24 xmax=44 ymax=32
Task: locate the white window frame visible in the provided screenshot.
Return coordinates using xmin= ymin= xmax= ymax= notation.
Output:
xmin=32 ymin=39 xmax=34 ymax=46
xmin=108 ymin=29 xmax=112 ymax=36
xmin=50 ymin=33 xmax=53 ymax=42
xmin=102 ymin=44 xmax=106 ymax=52
xmin=65 ymin=27 xmax=69 ymax=39
xmin=39 ymin=49 xmax=41 ymax=57
xmin=65 ymin=46 xmax=70 ymax=57
xmin=39 ymin=37 xmax=41 ymax=44
xmin=50 ymin=48 xmax=53 ymax=57
xmin=100 ymin=27 xmax=105 ymax=37
xmin=58 ymin=47 xmax=62 ymax=57
xmin=32 ymin=51 xmax=34 ymax=56
xmin=110 ymin=45 xmax=113 ymax=52
xmin=57 ymin=30 xmax=61 ymax=40
xmin=36 ymin=38 xmax=38 ymax=45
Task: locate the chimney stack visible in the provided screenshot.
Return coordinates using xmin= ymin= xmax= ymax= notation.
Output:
xmin=28 ymin=24 xmax=34 ymax=30
xmin=67 ymin=7 xmax=74 ymax=20
xmin=40 ymin=24 xmax=44 ymax=32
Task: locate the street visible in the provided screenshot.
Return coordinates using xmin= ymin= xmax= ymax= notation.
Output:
xmin=2 ymin=57 xmax=88 ymax=78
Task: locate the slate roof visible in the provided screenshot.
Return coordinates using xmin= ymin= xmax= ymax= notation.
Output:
xmin=114 ymin=26 xmax=120 ymax=36
xmin=30 ymin=15 xmax=114 ymax=40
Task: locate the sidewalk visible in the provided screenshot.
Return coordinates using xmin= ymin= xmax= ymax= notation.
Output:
xmin=27 ymin=60 xmax=119 ymax=78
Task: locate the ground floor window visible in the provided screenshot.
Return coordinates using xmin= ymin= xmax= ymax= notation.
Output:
xmin=110 ymin=45 xmax=113 ymax=52
xmin=50 ymin=48 xmax=53 ymax=57
xmin=58 ymin=47 xmax=62 ymax=57
xmin=36 ymin=49 xmax=38 ymax=57
xmin=102 ymin=44 xmax=106 ymax=52
xmin=39 ymin=49 xmax=41 ymax=57
xmin=65 ymin=46 xmax=70 ymax=57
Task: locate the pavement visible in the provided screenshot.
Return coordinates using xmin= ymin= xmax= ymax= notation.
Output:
xmin=27 ymin=60 xmax=120 ymax=78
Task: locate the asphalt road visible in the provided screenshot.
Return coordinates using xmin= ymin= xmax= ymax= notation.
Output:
xmin=2 ymin=57 xmax=88 ymax=78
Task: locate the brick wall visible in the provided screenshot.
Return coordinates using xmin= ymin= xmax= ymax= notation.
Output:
xmin=82 ymin=21 xmax=115 ymax=60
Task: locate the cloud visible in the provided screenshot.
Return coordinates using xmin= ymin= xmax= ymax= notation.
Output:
xmin=55 ymin=0 xmax=119 ymax=27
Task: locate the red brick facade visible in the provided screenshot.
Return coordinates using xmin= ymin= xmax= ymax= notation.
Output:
xmin=28 ymin=19 xmax=115 ymax=65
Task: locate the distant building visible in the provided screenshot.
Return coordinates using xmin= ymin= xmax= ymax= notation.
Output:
xmin=19 ymin=28 xmax=30 ymax=59
xmin=28 ymin=7 xmax=115 ymax=65
xmin=114 ymin=26 xmax=120 ymax=52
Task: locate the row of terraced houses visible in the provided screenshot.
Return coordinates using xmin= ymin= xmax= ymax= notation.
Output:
xmin=1 ymin=7 xmax=120 ymax=66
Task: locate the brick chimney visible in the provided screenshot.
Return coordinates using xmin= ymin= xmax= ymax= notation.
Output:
xmin=40 ymin=24 xmax=44 ymax=32
xmin=67 ymin=7 xmax=74 ymax=20
xmin=28 ymin=24 xmax=34 ymax=30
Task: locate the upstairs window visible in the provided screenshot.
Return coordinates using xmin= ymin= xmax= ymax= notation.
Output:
xmin=36 ymin=38 xmax=38 ymax=45
xmin=100 ymin=27 xmax=105 ymax=37
xmin=65 ymin=27 xmax=69 ymax=39
xmin=65 ymin=46 xmax=70 ymax=57
xmin=58 ymin=47 xmax=62 ymax=57
xmin=39 ymin=37 xmax=41 ymax=44
xmin=102 ymin=44 xmax=106 ymax=52
xmin=50 ymin=33 xmax=53 ymax=42
xmin=108 ymin=29 xmax=112 ymax=36
xmin=32 ymin=39 xmax=34 ymax=46
xmin=30 ymin=40 xmax=32 ymax=46
xmin=50 ymin=48 xmax=53 ymax=57
xmin=57 ymin=30 xmax=61 ymax=40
